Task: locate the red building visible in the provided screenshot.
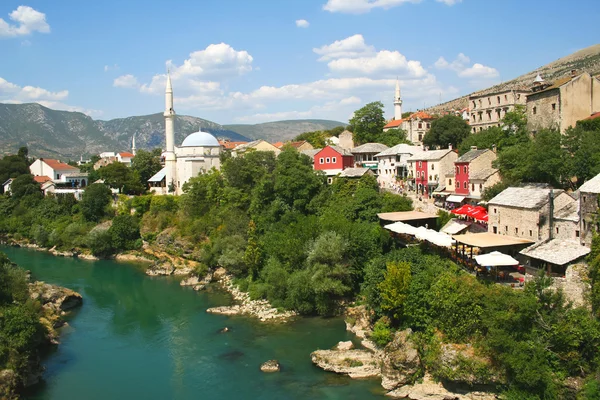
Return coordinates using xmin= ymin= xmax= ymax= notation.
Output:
xmin=314 ymin=146 xmax=354 ymax=175
xmin=414 ymin=160 xmax=428 ymax=197
xmin=454 ymin=162 xmax=470 ymax=195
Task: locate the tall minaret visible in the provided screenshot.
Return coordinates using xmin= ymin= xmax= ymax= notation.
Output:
xmin=394 ymin=78 xmax=403 ymax=121
xmin=131 ymin=133 xmax=137 ymax=156
xmin=164 ymin=71 xmax=177 ymax=193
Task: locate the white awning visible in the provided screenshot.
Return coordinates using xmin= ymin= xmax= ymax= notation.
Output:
xmin=446 ymin=195 xmax=466 ymax=203
xmin=475 ymin=251 xmax=519 ymax=267
xmin=148 ymin=167 xmax=167 ymax=182
xmin=384 ymin=222 xmax=455 ymax=248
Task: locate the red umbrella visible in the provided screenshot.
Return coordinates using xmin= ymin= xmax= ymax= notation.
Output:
xmin=470 ymin=208 xmax=489 ymax=222
xmin=451 ymin=204 xmax=475 ymax=215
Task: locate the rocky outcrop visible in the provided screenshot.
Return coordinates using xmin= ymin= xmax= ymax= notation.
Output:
xmin=310 ymin=349 xmax=381 ymax=379
xmin=115 ymin=253 xmax=154 ymax=264
xmin=180 ymin=272 xmax=212 ymax=291
xmin=260 ymin=360 xmax=280 ymax=372
xmin=29 ymin=282 xmax=83 ymax=314
xmin=381 ymin=329 xmax=421 ymax=390
xmin=386 ymin=374 xmax=496 ymax=400
xmin=206 ymin=270 xmax=296 ymax=322
xmin=335 ymin=341 xmax=354 ymax=351
xmin=145 ymin=262 xmax=175 ymax=276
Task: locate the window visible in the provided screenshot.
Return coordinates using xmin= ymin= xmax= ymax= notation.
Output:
xmin=478 ymin=113 xmax=483 ymax=121
xmin=471 ymin=183 xmax=475 ymax=191
xmin=472 ymin=101 xmax=476 ymax=109
xmin=449 ymin=179 xmax=453 ymax=186
xmin=464 ymin=166 xmax=468 ymax=174
xmin=497 ymin=96 xmax=500 ymax=104
xmin=576 ymin=230 xmax=580 ymax=238
xmin=530 ymin=230 xmax=533 ymax=237
xmin=556 ymin=227 xmax=559 ymax=234
xmin=552 ymin=103 xmax=556 ymax=111
xmin=517 ymin=94 xmax=521 ymax=100
xmin=515 ymin=227 xmax=518 ymax=234
xmin=463 ymin=182 xmax=467 ymax=189
xmin=493 ymin=226 xmax=498 ymax=234
xmin=455 ymin=181 xmax=459 ymax=188
xmin=456 ymin=166 xmax=460 ymax=174
xmin=326 ymin=157 xmax=330 ymax=163
xmin=319 ymin=157 xmax=324 ymax=164
xmin=494 ymin=208 xmax=497 ymax=214
xmin=505 ymin=226 xmax=508 ymax=232
xmin=431 ymin=164 xmax=435 ymax=170
xmin=429 ymin=175 xmax=432 ymax=181
xmin=533 ymin=106 xmax=537 ymax=115
xmin=418 ymin=122 xmax=423 ymax=129
xmin=584 ymin=196 xmax=587 ymax=203
xmin=504 ymin=94 xmax=508 ymax=101
xmin=56 ymin=174 xmax=60 ymax=179
xmin=479 ymin=184 xmax=482 ymax=191
xmin=327 ymin=177 xmax=333 ymax=184
xmin=332 ymin=157 xmax=337 ymax=163
xmin=418 ymin=161 xmax=422 ymax=168
xmin=427 ymin=123 xmax=431 ymax=128
xmin=488 ymin=98 xmax=491 ymax=105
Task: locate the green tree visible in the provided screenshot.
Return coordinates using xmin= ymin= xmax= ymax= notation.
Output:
xmin=379 ymin=261 xmax=412 ymax=321
xmin=379 ymin=128 xmax=410 ymax=147
xmin=244 ymin=220 xmax=262 ymax=279
xmin=109 ymin=214 xmax=140 ymax=251
xmin=0 ymin=150 xmax=30 ymax=189
xmin=274 ymin=147 xmax=323 ymax=213
xmin=349 ymin=101 xmax=386 ymax=145
xmin=423 ymin=115 xmax=470 ymax=149
xmin=9 ymin=174 xmax=42 ymax=201
xmin=80 ymin=183 xmax=112 ymax=222
xmin=131 ymin=149 xmax=162 ymax=185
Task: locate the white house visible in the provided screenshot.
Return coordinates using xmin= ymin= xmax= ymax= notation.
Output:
xmin=375 ymin=144 xmax=423 ymax=189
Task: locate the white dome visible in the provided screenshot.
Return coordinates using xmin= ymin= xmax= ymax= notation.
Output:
xmin=180 ymin=131 xmax=220 ymax=147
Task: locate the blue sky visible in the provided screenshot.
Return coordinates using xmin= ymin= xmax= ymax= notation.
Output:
xmin=0 ymin=0 xmax=598 ymax=125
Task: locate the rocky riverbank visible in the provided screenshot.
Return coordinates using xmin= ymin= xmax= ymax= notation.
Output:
xmin=0 ymin=280 xmax=83 ymax=399
xmin=206 ymin=268 xmax=297 ymax=322
xmin=311 ymin=306 xmax=498 ymax=400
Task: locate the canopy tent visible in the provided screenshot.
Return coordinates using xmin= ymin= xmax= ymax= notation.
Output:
xmin=451 ymin=204 xmax=488 ymax=222
xmin=384 ymin=222 xmax=455 ymax=248
xmin=446 ymin=195 xmax=466 ymax=203
xmin=475 ymin=251 xmax=519 ymax=267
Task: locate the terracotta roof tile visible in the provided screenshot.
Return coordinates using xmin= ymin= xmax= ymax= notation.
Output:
xmin=33 ymin=175 xmax=52 ymax=184
xmin=119 ymin=152 xmax=135 ymax=158
xmin=384 ymin=119 xmax=403 ymax=128
xmin=583 ymin=111 xmax=600 ymax=121
xmin=42 ymin=159 xmax=78 ymax=171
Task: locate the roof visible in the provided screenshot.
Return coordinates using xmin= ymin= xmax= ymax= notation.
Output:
xmin=273 ymin=142 xmax=284 ymax=148
xmin=219 ymin=140 xmax=248 ymax=150
xmin=554 ymin=200 xmax=580 ymax=222
xmin=384 ymin=119 xmax=403 ymax=129
xmin=452 ymin=232 xmax=534 ymax=248
xmin=301 ymin=148 xmax=321 ymax=158
xmin=33 ymin=176 xmax=51 ymax=184
xmin=119 ymin=152 xmax=135 ymax=158
xmin=407 ymin=149 xmax=454 ymax=162
xmin=317 ymin=145 xmax=352 ymax=156
xmin=339 ymin=167 xmax=372 ymax=178
xmin=520 ymin=239 xmax=590 ymax=266
xmin=441 ymin=219 xmax=472 ymax=235
xmin=148 ymin=167 xmax=166 ymax=182
xmin=375 ymin=143 xmax=423 ymax=158
xmin=377 ymin=211 xmax=437 ymax=222
xmin=579 ymin=173 xmax=600 ymax=193
xmin=528 ymin=76 xmax=573 ymax=97
xmin=42 ymin=159 xmax=78 ymax=171
xmin=351 ymin=143 xmax=389 ymax=154
xmin=488 ymin=186 xmax=563 ymax=209
xmin=408 ymin=111 xmax=434 ymax=120
xmin=289 ymin=141 xmax=310 ymax=149
xmin=470 ymin=168 xmax=499 ymax=181
xmin=582 ymin=111 xmax=600 ymax=121
xmin=2 ymin=178 xmax=13 ymax=186
xmin=180 ymin=131 xmax=220 ymax=147
xmin=456 ymin=148 xmax=490 ymax=163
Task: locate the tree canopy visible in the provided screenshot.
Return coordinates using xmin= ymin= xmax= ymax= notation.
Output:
xmin=349 ymin=101 xmax=387 ymax=145
xmin=422 ymin=114 xmax=470 ymax=149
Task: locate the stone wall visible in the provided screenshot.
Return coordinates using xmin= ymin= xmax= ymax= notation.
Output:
xmin=526 ymin=90 xmax=560 ymax=133
xmin=580 ymin=192 xmax=599 ymax=246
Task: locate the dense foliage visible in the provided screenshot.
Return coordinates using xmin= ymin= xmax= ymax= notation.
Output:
xmin=293 ymin=126 xmax=346 ymax=148
xmin=348 ymin=102 xmax=410 ymax=146
xmin=422 ymin=115 xmax=471 ymax=149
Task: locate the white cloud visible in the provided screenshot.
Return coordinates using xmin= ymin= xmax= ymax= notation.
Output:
xmin=0 ymin=76 xmax=101 ymax=117
xmin=104 ymin=64 xmax=119 ymax=72
xmin=459 ymin=63 xmax=499 ymax=79
xmin=0 ymin=6 xmax=50 ymax=38
xmin=113 ymin=74 xmax=139 ymax=88
xmin=295 ymin=19 xmax=310 ymax=28
xmin=328 ymin=50 xmax=427 ymax=77
xmin=435 ymin=53 xmax=498 ymax=79
xmin=323 ymin=0 xmax=421 ymax=14
xmin=436 ymin=0 xmax=462 ymax=4
xmin=340 ymin=96 xmax=361 ymax=105
xmin=313 ymin=34 xmax=374 ymax=61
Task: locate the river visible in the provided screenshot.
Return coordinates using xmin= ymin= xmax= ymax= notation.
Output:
xmin=1 ymin=246 xmax=384 ymax=400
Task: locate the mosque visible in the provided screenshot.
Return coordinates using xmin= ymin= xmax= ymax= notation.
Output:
xmin=149 ymin=73 xmax=221 ymax=195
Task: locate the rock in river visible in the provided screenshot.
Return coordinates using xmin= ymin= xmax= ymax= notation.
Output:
xmin=260 ymin=360 xmax=280 ymax=373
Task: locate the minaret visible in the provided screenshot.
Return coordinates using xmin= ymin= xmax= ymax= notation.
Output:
xmin=394 ymin=78 xmax=403 ymax=121
xmin=131 ymin=133 xmax=137 ymax=156
xmin=164 ymin=71 xmax=177 ymax=193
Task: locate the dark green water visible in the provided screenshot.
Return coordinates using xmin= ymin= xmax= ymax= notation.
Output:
xmin=1 ymin=246 xmax=384 ymax=400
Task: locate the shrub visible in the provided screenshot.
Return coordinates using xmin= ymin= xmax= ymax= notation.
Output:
xmin=87 ymin=229 xmax=115 ymax=258
xmin=371 ymin=317 xmax=393 ymax=347
xmin=109 ymin=215 xmax=140 ymax=251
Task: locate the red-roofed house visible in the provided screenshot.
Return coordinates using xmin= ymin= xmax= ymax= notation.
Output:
xmin=33 ymin=175 xmax=52 ymax=184
xmin=219 ymin=140 xmax=248 ymax=150
xmin=117 ymin=152 xmax=135 ymax=165
xmin=383 ymin=119 xmax=403 ymax=131
xmin=30 ymin=159 xmax=89 ymax=188
xmin=383 ymin=112 xmax=435 ymax=145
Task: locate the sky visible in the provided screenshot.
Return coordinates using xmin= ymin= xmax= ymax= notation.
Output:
xmin=0 ymin=0 xmax=598 ymax=125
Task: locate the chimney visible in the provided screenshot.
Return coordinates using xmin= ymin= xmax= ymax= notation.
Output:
xmin=470 ymin=146 xmax=477 ymax=151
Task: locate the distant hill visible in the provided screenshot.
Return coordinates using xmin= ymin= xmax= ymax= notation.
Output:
xmin=426 ymin=43 xmax=600 ymax=115
xmin=0 ymin=103 xmax=249 ymax=159
xmin=224 ymin=119 xmax=347 ymax=142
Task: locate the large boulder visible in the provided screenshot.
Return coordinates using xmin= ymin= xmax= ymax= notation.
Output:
xmin=28 ymin=282 xmax=83 ymax=312
xmin=386 ymin=374 xmax=497 ymax=400
xmin=381 ymin=329 xmax=421 ymax=390
xmin=145 ymin=262 xmax=174 ymax=276
xmin=310 ymin=349 xmax=380 ymax=379
xmin=345 ymin=305 xmax=373 ymax=339
xmin=260 ymin=360 xmax=280 ymax=372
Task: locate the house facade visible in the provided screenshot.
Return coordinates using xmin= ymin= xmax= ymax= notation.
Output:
xmin=526 ymin=72 xmax=600 ymax=134
xmin=30 ymin=159 xmax=88 ymax=187
xmin=232 ymin=140 xmax=281 ymax=157
xmin=450 ymin=148 xmax=498 ymax=199
xmin=313 ymin=146 xmax=354 ymax=176
xmin=578 ymin=173 xmax=600 ymax=246
xmin=375 ymin=144 xmax=423 ymax=189
xmin=468 ymin=89 xmax=530 ymax=132
xmin=407 ymin=149 xmax=458 ymax=198
xmin=351 ymin=143 xmax=389 ymax=171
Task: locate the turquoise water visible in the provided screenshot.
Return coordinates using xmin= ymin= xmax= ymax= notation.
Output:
xmin=1 ymin=246 xmax=384 ymax=400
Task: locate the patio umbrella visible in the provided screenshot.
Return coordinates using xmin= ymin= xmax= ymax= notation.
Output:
xmin=469 ymin=208 xmax=489 ymax=222
xmin=474 ymin=251 xmax=519 ymax=267
xmin=451 ymin=204 xmax=475 ymax=215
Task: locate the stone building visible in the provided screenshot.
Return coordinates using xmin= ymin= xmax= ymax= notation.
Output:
xmin=374 ymin=144 xmax=423 ymax=189
xmin=526 ymin=71 xmax=600 ymax=133
xmin=487 ymin=185 xmax=576 ymax=243
xmin=338 ymin=130 xmax=354 ymax=150
xmin=351 ymin=143 xmax=389 ymax=171
xmin=443 ymin=147 xmax=500 ymax=202
xmin=468 ymin=89 xmax=530 ymax=132
xmin=407 ymin=148 xmax=458 ymax=199
xmin=578 ymin=173 xmax=600 ymax=246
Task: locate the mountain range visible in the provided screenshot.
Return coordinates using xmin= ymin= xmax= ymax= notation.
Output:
xmin=0 ymin=103 xmax=344 ymax=159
